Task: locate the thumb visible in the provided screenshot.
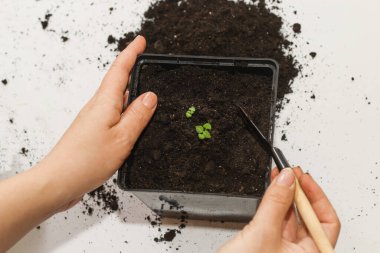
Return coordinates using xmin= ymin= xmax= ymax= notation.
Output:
xmin=117 ymin=92 xmax=158 ymax=147
xmin=252 ymin=168 xmax=295 ymax=234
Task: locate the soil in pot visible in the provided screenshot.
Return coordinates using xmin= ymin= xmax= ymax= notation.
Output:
xmin=125 ymin=64 xmax=274 ymax=196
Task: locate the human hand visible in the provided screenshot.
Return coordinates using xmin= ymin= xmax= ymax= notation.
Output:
xmin=217 ymin=167 xmax=340 ymax=253
xmin=37 ymin=35 xmax=157 ymax=210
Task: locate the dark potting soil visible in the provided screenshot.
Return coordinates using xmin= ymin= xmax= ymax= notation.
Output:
xmin=125 ymin=64 xmax=273 ymax=195
xmin=114 ymin=0 xmax=299 ymax=100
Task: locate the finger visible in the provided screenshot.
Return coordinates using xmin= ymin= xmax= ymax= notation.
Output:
xmin=98 ymin=35 xmax=146 ymax=99
xmin=293 ymin=166 xmax=304 ymax=178
xmin=252 ymin=168 xmax=296 ymax=236
xmin=298 ymin=173 xmax=341 ymax=246
xmin=116 ymin=92 xmax=158 ymax=150
xmin=282 ymin=207 xmax=298 ymax=242
xmin=271 ymin=167 xmax=280 ymax=182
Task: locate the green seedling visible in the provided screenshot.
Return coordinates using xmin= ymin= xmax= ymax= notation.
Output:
xmin=195 ymin=122 xmax=212 ymax=140
xmin=185 ymin=106 xmax=196 ymax=118
xmin=203 ymin=130 xmax=211 ymax=139
xmin=203 ymin=123 xmax=212 ymax=130
xmin=195 ymin=125 xmax=204 ymax=134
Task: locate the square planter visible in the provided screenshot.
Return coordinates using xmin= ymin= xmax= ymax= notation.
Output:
xmin=118 ymin=54 xmax=279 ymax=222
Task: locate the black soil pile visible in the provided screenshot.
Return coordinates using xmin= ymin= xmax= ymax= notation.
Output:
xmin=125 ymin=65 xmax=273 ymax=195
xmin=114 ymin=0 xmax=299 ymax=100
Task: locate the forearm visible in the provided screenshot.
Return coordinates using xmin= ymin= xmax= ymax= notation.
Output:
xmin=0 ymin=164 xmax=68 ymax=252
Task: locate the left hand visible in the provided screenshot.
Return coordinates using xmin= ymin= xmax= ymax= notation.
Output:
xmin=217 ymin=167 xmax=340 ymax=253
xmin=0 ymin=36 xmax=157 ymax=251
xmin=38 ymin=35 xmax=157 ymax=210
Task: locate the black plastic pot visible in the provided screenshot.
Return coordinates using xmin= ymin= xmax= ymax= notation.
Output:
xmin=117 ymin=54 xmax=279 ymax=222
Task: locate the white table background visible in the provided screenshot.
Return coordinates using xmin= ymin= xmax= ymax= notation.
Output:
xmin=1 ymin=0 xmax=379 ymax=252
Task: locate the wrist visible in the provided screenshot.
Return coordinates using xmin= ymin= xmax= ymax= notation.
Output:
xmin=32 ymin=159 xmax=75 ymax=214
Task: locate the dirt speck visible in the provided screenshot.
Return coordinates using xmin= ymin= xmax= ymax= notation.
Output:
xmin=40 ymin=13 xmax=52 ymax=30
xmin=20 ymin=147 xmax=29 ymax=156
xmin=293 ymin=23 xmax=301 ymax=33
xmin=309 ymin=52 xmax=317 ymax=58
xmin=61 ymin=36 xmax=69 ymax=42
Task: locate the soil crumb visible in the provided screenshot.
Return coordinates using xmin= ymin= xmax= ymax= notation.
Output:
xmin=310 ymin=52 xmax=317 ymax=58
xmin=107 ymin=35 xmax=116 ymax=44
xmin=40 ymin=13 xmax=52 ymax=30
xmin=61 ymin=36 xmax=69 ymax=42
xmin=292 ymin=23 xmax=301 ymax=33
xmin=1 ymin=79 xmax=7 ymax=85
xmin=20 ymin=147 xmax=29 ymax=156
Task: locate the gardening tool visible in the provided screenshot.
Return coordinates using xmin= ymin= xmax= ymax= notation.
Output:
xmin=238 ymin=105 xmax=335 ymax=253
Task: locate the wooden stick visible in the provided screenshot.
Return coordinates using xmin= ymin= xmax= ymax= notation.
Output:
xmin=294 ymin=178 xmax=335 ymax=253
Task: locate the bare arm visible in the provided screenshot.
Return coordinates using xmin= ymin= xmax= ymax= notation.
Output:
xmin=0 ymin=36 xmax=157 ymax=252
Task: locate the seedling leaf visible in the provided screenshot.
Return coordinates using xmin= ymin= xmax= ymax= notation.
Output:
xmin=203 ymin=123 xmax=212 ymax=130
xmin=186 ymin=112 xmax=192 ymax=118
xmin=203 ymin=130 xmax=211 ymax=139
xmin=198 ymin=133 xmax=205 ymax=140
xmin=195 ymin=126 xmax=204 ymax=134
xmin=189 ymin=106 xmax=196 ymax=113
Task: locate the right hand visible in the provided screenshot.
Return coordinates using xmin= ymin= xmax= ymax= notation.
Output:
xmin=217 ymin=167 xmax=340 ymax=253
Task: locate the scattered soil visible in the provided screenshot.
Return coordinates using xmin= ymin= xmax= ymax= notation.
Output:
xmin=19 ymin=147 xmax=29 ymax=156
xmin=292 ymin=23 xmax=302 ymax=33
xmin=107 ymin=35 xmax=116 ymax=44
xmin=1 ymin=79 xmax=7 ymax=85
xmin=147 ymin=210 xmax=188 ymax=243
xmin=82 ymin=182 xmax=119 ymax=215
xmin=61 ymin=36 xmax=69 ymax=42
xmin=310 ymin=52 xmax=317 ymax=58
xmin=114 ymin=0 xmax=298 ymax=100
xmin=125 ymin=64 xmax=272 ymax=195
xmin=40 ymin=13 xmax=52 ymax=30
xmin=310 ymin=94 xmax=316 ymax=99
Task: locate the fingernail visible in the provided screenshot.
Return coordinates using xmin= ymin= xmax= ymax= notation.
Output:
xmin=142 ymin=92 xmax=157 ymax=109
xmin=276 ymin=168 xmax=295 ymax=187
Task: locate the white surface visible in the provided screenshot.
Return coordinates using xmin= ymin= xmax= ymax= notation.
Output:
xmin=0 ymin=0 xmax=379 ymax=252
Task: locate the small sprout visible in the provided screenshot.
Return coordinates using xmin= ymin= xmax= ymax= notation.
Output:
xmin=203 ymin=123 xmax=212 ymax=130
xmin=195 ymin=125 xmax=204 ymax=134
xmin=185 ymin=106 xmax=196 ymax=118
xmin=195 ymin=123 xmax=212 ymax=140
xmin=203 ymin=130 xmax=211 ymax=139
xmin=189 ymin=106 xmax=196 ymax=113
